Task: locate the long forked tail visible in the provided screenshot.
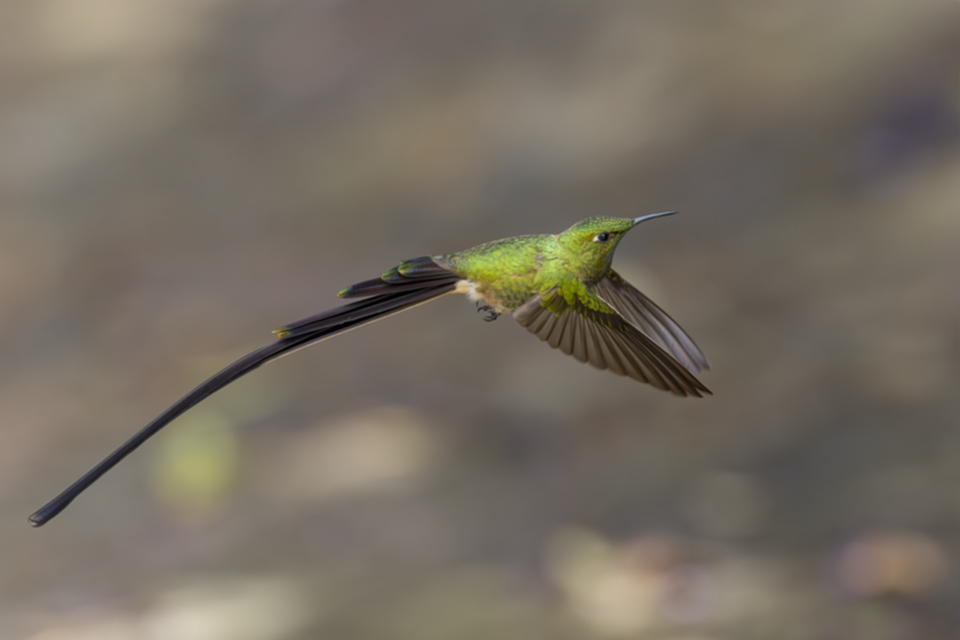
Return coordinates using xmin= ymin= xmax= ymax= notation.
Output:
xmin=29 ymin=257 xmax=459 ymax=527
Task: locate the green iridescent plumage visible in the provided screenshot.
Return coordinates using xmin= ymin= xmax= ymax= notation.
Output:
xmin=334 ymin=212 xmax=709 ymax=394
xmin=28 ymin=212 xmax=710 ymax=528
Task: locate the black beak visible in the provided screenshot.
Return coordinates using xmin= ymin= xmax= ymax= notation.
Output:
xmin=632 ymin=210 xmax=678 ymax=227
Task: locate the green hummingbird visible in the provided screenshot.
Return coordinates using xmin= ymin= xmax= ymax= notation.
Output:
xmin=29 ymin=211 xmax=709 ymax=527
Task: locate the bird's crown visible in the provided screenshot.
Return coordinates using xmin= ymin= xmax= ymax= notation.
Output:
xmin=558 ymin=216 xmax=636 ymax=251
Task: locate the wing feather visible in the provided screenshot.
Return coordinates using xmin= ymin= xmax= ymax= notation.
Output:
xmin=570 ymin=313 xmax=588 ymax=364
xmin=514 ymin=288 xmax=710 ymax=397
xmin=593 ymin=271 xmax=710 ymax=374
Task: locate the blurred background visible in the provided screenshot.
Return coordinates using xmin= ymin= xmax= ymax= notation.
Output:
xmin=1 ymin=0 xmax=957 ymax=638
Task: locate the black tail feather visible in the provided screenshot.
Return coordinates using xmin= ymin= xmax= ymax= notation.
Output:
xmin=277 ymin=278 xmax=460 ymax=340
xmin=339 ymin=256 xmax=457 ymax=298
xmin=29 ymin=276 xmax=460 ymax=527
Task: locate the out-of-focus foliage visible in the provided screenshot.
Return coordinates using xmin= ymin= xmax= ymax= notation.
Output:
xmin=2 ymin=1 xmax=957 ymax=638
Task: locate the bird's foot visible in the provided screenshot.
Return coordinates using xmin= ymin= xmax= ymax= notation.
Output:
xmin=476 ymin=303 xmax=501 ymax=322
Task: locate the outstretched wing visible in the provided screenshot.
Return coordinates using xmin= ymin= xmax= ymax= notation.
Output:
xmin=514 ymin=284 xmax=710 ymax=397
xmin=593 ymin=270 xmax=710 ymax=374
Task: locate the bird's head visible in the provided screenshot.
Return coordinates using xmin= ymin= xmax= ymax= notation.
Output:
xmin=557 ymin=211 xmax=677 ymax=282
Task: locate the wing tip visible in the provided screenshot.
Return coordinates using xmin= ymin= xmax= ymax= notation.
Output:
xmin=680 ymin=382 xmax=712 ymax=398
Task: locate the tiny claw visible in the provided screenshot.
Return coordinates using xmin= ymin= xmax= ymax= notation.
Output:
xmin=475 ymin=301 xmax=499 ymax=321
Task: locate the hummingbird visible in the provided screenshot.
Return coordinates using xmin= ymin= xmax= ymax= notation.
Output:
xmin=29 ymin=211 xmax=710 ymax=527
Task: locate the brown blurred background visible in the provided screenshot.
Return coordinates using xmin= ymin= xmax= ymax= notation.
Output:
xmin=2 ymin=1 xmax=958 ymax=638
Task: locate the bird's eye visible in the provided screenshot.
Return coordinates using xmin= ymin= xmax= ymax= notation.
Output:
xmin=593 ymin=232 xmax=610 ymax=243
